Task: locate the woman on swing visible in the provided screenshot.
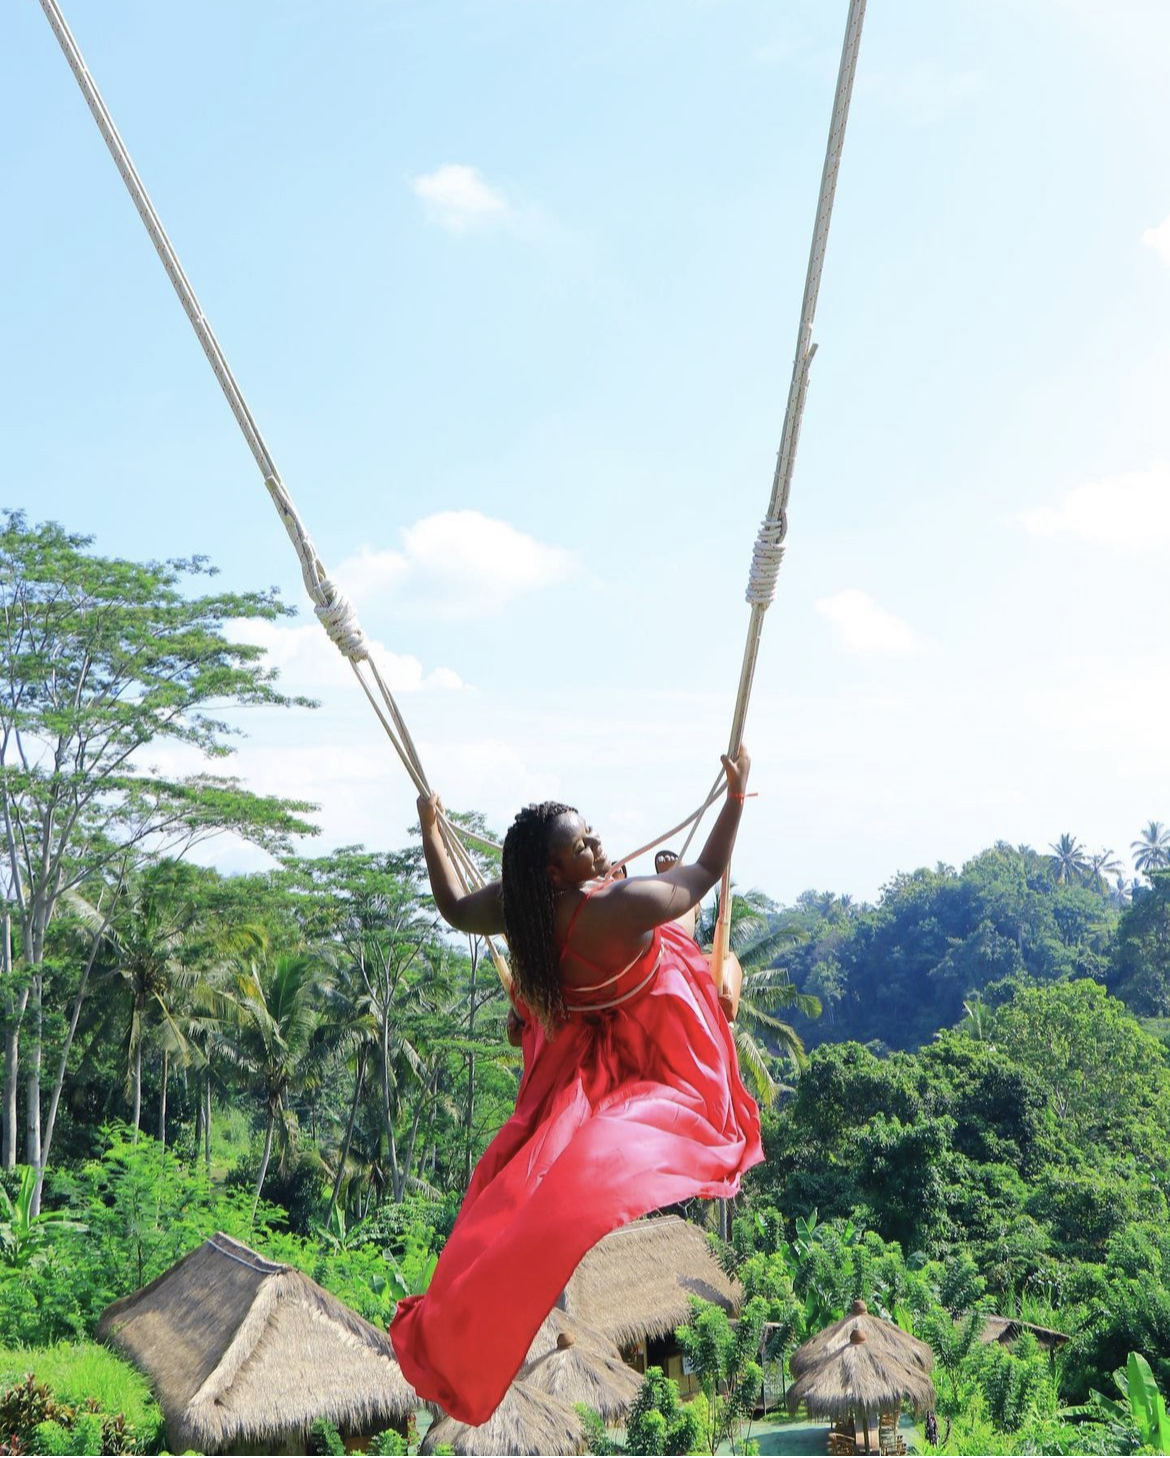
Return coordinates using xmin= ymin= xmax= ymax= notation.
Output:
xmin=391 ymin=746 xmax=763 ymax=1425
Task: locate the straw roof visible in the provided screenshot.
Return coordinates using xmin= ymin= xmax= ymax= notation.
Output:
xmin=420 ymin=1379 xmax=585 ymax=1456
xmin=789 ymin=1301 xmax=934 ymax=1380
xmin=96 ymin=1232 xmax=418 ymax=1454
xmin=525 ymin=1307 xmax=622 ymax=1364
xmin=787 ymin=1328 xmax=937 ymax=1421
xmin=978 ymin=1315 xmax=1070 ymax=1352
xmin=559 ymin=1215 xmax=740 ymax=1348
xmin=521 ymin=1330 xmax=643 ymax=1422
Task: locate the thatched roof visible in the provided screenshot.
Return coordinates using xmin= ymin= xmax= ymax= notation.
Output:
xmin=97 ymin=1232 xmax=417 ymax=1454
xmin=978 ymin=1315 xmax=1070 ymax=1351
xmin=420 ymin=1379 xmax=585 ymax=1456
xmin=521 ymin=1330 xmax=643 ymax=1422
xmin=525 ymin=1307 xmax=622 ymax=1365
xmin=787 ymin=1328 xmax=937 ymax=1421
xmin=790 ymin=1300 xmax=934 ymax=1380
xmin=558 ymin=1215 xmax=740 ymax=1348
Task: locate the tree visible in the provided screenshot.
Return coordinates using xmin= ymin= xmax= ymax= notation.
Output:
xmin=1048 ymin=833 xmax=1089 ymax=885
xmin=992 ymin=980 xmax=1170 ymax=1166
xmin=276 ymin=848 xmax=460 ymax=1206
xmin=675 ymin=1296 xmax=767 ymax=1454
xmin=1133 ymin=822 xmax=1170 ymax=879
xmin=696 ymin=888 xmax=819 ymax=1106
xmin=0 ymin=514 xmax=316 ymax=1203
xmin=1087 ymin=850 xmax=1123 ymax=893
xmin=212 ymin=948 xmax=335 ymax=1215
xmin=1109 ymin=870 xmax=1170 ymax=1016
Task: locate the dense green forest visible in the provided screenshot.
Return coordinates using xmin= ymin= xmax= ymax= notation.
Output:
xmin=3 ymin=513 xmax=1170 ymax=1456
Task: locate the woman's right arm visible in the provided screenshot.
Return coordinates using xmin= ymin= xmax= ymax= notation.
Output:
xmin=418 ymin=793 xmax=506 ymax=936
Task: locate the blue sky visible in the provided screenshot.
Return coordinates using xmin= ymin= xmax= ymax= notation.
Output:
xmin=3 ymin=0 xmax=1169 ymax=903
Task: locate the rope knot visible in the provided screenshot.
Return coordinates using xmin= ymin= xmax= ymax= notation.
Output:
xmin=745 ymin=514 xmax=788 ymax=606
xmin=314 ymin=578 xmax=369 ymax=660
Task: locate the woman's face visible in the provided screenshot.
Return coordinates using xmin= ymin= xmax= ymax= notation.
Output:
xmin=545 ymin=812 xmax=611 ymax=888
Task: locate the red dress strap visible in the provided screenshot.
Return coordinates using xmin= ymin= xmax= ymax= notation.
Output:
xmin=559 ymin=879 xmax=607 ymax=965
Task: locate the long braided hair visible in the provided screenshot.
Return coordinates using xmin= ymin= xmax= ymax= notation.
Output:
xmin=501 ymin=801 xmax=576 ymax=1035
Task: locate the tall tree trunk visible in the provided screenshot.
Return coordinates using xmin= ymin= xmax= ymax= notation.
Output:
xmin=204 ymin=1073 xmax=212 ymax=1174
xmin=464 ymin=938 xmax=479 ymax=1190
xmin=327 ymin=1048 xmax=367 ymax=1226
xmin=158 ymin=1049 xmax=168 ymax=1149
xmin=25 ymin=972 xmax=43 ymax=1212
xmin=1 ymin=1020 xmax=18 ymax=1169
xmin=253 ymin=1106 xmax=277 ymax=1220
xmin=0 ymin=908 xmax=19 ymax=1170
xmin=380 ymin=1021 xmax=404 ymax=1203
xmin=130 ymin=1035 xmax=142 ymax=1140
xmin=36 ymin=919 xmax=106 ymax=1210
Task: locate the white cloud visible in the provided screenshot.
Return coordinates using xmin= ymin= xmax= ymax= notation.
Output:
xmin=338 ymin=509 xmax=577 ymax=618
xmin=411 ymin=164 xmax=511 ymax=233
xmin=815 ymin=589 xmax=925 ymax=656
xmin=1019 ymin=463 xmax=1170 ymax=555
xmin=225 ymin=617 xmax=465 ymax=693
xmin=1141 ymin=213 xmax=1170 ymax=264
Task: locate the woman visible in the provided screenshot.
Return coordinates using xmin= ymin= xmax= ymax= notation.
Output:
xmin=391 ymin=747 xmax=763 ymax=1424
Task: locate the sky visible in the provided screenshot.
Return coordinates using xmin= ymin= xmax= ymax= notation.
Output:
xmin=2 ymin=0 xmax=1169 ymax=905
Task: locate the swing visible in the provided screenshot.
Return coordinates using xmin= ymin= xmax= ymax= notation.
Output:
xmin=33 ymin=0 xmax=867 ymax=1006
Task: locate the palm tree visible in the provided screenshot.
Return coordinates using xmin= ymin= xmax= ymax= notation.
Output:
xmin=959 ymin=995 xmax=994 ymax=1042
xmin=213 ymin=948 xmax=335 ymax=1215
xmin=696 ymin=888 xmax=820 ymax=1108
xmin=1048 ymin=833 xmax=1089 ymax=885
xmin=1087 ymin=849 xmax=1123 ymax=893
xmin=1132 ymin=821 xmax=1170 ymax=879
xmin=75 ymin=862 xmax=208 ymax=1140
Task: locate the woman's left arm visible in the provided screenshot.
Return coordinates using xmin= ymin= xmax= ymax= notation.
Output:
xmin=417 ymin=793 xmax=507 ymax=936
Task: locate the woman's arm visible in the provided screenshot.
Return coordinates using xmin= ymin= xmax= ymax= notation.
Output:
xmin=593 ymin=747 xmax=752 ymax=937
xmin=418 ymin=793 xmax=506 ymax=936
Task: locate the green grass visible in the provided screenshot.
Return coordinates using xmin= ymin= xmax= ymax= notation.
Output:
xmin=0 ymin=1340 xmax=164 ymax=1443
xmin=208 ymin=1099 xmax=259 ymax=1182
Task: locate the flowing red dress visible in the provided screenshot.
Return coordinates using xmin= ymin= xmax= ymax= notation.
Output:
xmin=390 ymin=904 xmax=763 ymax=1425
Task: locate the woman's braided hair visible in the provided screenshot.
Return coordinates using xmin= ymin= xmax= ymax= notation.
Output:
xmin=502 ymin=801 xmax=576 ymax=1035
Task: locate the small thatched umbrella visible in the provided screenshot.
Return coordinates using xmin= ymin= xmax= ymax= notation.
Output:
xmin=790 ymin=1300 xmax=934 ymax=1379
xmin=420 ymin=1379 xmax=585 ymax=1457
xmin=787 ymin=1328 xmax=936 ymax=1455
xmin=525 ymin=1307 xmax=622 ymax=1365
xmin=521 ymin=1329 xmax=643 ymax=1423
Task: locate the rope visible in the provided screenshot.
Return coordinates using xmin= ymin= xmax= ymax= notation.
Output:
xmin=33 ymin=0 xmax=509 ymax=986
xmin=710 ymin=0 xmax=868 ymax=979
xmin=35 ymin=0 xmax=868 ymax=989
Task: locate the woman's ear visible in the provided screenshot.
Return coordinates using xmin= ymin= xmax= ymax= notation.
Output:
xmin=545 ymin=859 xmax=566 ymax=891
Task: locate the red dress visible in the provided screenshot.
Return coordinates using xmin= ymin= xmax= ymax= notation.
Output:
xmin=390 ymin=902 xmax=763 ymax=1425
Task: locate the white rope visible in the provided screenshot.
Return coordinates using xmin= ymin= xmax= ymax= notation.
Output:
xmin=710 ymin=0 xmax=868 ymax=951
xmin=33 ymin=0 xmax=508 ymax=984
xmin=36 ymin=0 xmax=868 ymax=987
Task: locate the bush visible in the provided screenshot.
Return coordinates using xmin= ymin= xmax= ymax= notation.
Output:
xmin=0 ymin=1348 xmax=163 ymax=1455
xmin=0 ymin=1341 xmax=161 ymax=1446
xmin=307 ymin=1417 xmax=345 ymax=1455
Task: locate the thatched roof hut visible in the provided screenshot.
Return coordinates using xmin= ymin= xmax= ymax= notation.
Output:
xmin=790 ymin=1300 xmax=934 ymax=1380
xmin=978 ymin=1315 xmax=1070 ymax=1352
xmin=420 ymin=1379 xmax=585 ymax=1457
xmin=788 ymin=1328 xmax=936 ymax=1452
xmin=521 ymin=1330 xmax=643 ymax=1422
xmin=96 ymin=1232 xmax=418 ymax=1455
xmin=788 ymin=1329 xmax=936 ymax=1420
xmin=558 ymin=1214 xmax=740 ymax=1348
